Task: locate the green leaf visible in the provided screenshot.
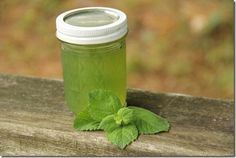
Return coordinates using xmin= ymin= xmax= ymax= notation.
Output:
xmin=129 ymin=106 xmax=170 ymax=134
xmin=99 ymin=114 xmax=120 ymax=132
xmin=107 ymin=124 xmax=138 ymax=149
xmin=88 ymin=90 xmax=122 ymax=121
xmin=115 ymin=107 xmax=134 ymax=125
xmin=74 ymin=107 xmax=100 ymax=131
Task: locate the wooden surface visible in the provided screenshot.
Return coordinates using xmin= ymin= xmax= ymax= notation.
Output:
xmin=0 ymin=74 xmax=234 ymax=156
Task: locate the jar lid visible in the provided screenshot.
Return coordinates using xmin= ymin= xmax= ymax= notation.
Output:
xmin=56 ymin=7 xmax=128 ymax=45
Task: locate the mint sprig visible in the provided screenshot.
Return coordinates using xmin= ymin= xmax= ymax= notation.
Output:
xmin=74 ymin=90 xmax=170 ymax=149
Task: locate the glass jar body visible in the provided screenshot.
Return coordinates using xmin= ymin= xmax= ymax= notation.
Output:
xmin=61 ymin=37 xmax=126 ymax=113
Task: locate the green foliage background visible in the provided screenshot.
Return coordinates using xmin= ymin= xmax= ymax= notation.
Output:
xmin=0 ymin=0 xmax=233 ymax=99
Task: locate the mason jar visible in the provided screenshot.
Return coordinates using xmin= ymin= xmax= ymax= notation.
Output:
xmin=56 ymin=7 xmax=127 ymax=114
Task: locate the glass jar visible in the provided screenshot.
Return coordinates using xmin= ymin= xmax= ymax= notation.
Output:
xmin=56 ymin=7 xmax=128 ymax=114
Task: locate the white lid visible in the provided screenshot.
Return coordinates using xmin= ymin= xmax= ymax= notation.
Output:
xmin=56 ymin=7 xmax=128 ymax=45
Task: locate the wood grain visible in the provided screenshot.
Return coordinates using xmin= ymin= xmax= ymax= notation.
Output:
xmin=0 ymin=74 xmax=234 ymax=156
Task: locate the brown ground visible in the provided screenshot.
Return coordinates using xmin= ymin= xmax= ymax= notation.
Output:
xmin=0 ymin=0 xmax=233 ymax=99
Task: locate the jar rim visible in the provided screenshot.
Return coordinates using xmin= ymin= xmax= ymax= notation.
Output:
xmin=56 ymin=7 xmax=128 ymax=45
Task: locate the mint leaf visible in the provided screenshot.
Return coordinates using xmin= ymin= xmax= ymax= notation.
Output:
xmin=74 ymin=107 xmax=100 ymax=131
xmin=99 ymin=114 xmax=120 ymax=132
xmin=129 ymin=106 xmax=170 ymax=134
xmin=107 ymin=124 xmax=138 ymax=149
xmin=99 ymin=108 xmax=134 ymax=132
xmin=115 ymin=107 xmax=134 ymax=125
xmin=88 ymin=90 xmax=122 ymax=121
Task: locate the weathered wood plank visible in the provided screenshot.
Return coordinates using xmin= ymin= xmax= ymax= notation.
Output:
xmin=0 ymin=74 xmax=234 ymax=156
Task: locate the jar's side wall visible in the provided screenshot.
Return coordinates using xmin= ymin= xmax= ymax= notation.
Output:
xmin=61 ymin=36 xmax=126 ymax=54
xmin=61 ymin=37 xmax=127 ymax=113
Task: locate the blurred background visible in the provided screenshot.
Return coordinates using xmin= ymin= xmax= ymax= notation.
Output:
xmin=0 ymin=0 xmax=233 ymax=99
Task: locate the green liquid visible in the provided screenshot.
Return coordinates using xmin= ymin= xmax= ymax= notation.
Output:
xmin=61 ymin=38 xmax=126 ymax=114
